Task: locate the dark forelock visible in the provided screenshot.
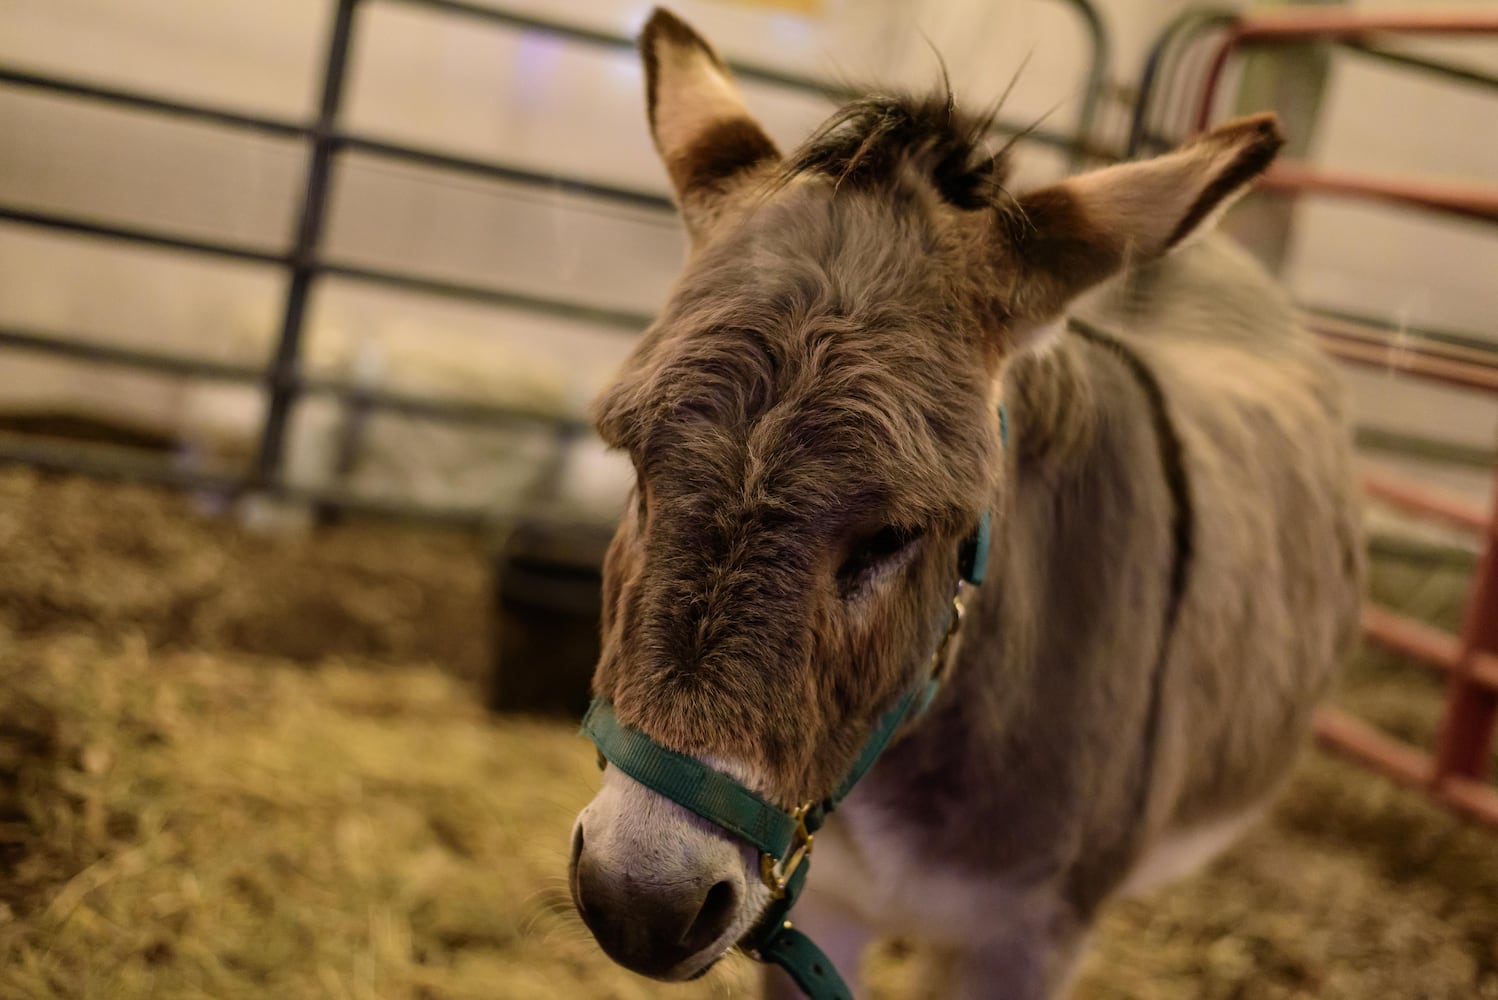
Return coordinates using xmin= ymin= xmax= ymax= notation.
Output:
xmin=594 ymin=90 xmax=1011 ymax=535
xmin=781 ymin=91 xmax=1012 ymax=210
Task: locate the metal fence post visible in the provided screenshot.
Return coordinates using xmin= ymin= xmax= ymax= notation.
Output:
xmin=254 ymin=0 xmax=361 ymax=488
xmin=1058 ymin=0 xmax=1109 ymax=170
xmin=1434 ymin=467 xmax=1498 ymax=785
xmin=0 ymin=0 xmax=1112 ymax=523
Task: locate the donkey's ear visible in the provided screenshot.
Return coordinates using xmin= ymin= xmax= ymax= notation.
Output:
xmin=639 ymin=8 xmax=780 ymax=240
xmin=995 ymin=113 xmax=1284 ymax=325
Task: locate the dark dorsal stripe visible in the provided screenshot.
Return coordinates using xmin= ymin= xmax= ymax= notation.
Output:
xmin=1065 ymin=315 xmax=1194 ymax=896
xmin=1066 ymin=317 xmax=1193 ymax=636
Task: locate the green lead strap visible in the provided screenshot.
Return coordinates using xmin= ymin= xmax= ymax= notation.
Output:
xmin=754 ymin=909 xmax=852 ymax=1000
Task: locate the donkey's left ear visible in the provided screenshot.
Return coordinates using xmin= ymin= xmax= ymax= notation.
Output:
xmin=993 ymin=113 xmax=1284 ymax=325
xmin=639 ymin=8 xmax=780 ymax=241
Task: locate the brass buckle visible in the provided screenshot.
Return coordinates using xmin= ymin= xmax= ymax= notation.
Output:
xmin=927 ymin=591 xmax=967 ymax=682
xmin=759 ymin=802 xmax=815 ymax=900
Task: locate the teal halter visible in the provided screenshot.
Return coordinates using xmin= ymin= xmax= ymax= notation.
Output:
xmin=580 ymin=410 xmax=1004 ymax=999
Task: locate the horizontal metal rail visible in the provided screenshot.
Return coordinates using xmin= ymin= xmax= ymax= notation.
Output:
xmin=13 ymin=316 xmax=1493 ymax=479
xmin=0 ymin=67 xmax=308 ymax=138
xmin=8 ymin=216 xmax=1495 ymax=423
xmin=0 ymin=325 xmax=263 ymax=384
xmin=0 ymin=205 xmax=653 ymax=331
xmin=1 ymin=65 xmax=677 ymax=211
xmin=1312 ymin=312 xmax=1498 ymax=368
xmin=0 ymin=433 xmax=600 ymax=533
xmin=1197 ymin=9 xmax=1498 ymax=132
xmin=0 ymin=205 xmax=288 ymax=265
xmin=0 ymin=324 xmax=588 ymax=432
xmin=382 ymin=0 xmax=854 ymax=97
xmin=1233 ymin=9 xmax=1498 ymax=43
xmin=377 ymin=0 xmax=1100 ymax=156
xmin=1263 ymin=161 xmax=1498 ymax=226
xmin=299 ymin=376 xmax=588 ymax=431
xmin=1362 ymin=474 xmax=1490 ymax=535
xmin=1344 ymin=39 xmax=1498 ymax=94
xmin=1130 ymin=12 xmax=1498 ymax=158
xmin=320 ymin=262 xmax=651 ymax=330
xmin=1363 ymin=606 xmax=1498 ymax=691
xmin=1314 ymin=707 xmax=1498 ymax=831
xmin=1311 ymin=306 xmax=1498 ymax=360
xmin=1357 ymin=426 xmax=1496 ymax=473
xmin=1363 ymin=605 xmax=1462 ymax=673
xmin=1354 ymin=416 xmax=1498 ymax=829
xmin=338 ymin=134 xmax=674 ymax=212
xmin=1312 ymin=326 xmax=1498 ymax=395
xmin=9 ymin=223 xmax=1493 ymax=404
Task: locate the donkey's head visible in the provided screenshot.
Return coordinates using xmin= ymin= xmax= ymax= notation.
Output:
xmin=569 ymin=7 xmax=1282 ymax=982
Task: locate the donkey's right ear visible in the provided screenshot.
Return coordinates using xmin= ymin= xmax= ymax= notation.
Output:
xmin=639 ymin=8 xmax=780 ymax=241
xmin=990 ymin=113 xmax=1284 ymax=331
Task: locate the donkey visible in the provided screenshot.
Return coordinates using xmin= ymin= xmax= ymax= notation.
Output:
xmin=568 ymin=9 xmax=1364 ymax=999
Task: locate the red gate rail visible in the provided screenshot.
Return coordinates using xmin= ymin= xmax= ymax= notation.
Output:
xmin=1191 ymin=7 xmax=1498 ymax=830
xmin=1313 ymin=708 xmax=1497 ymax=823
xmin=1361 ymin=475 xmax=1489 ymax=535
xmin=1312 ymin=322 xmax=1498 ymax=395
xmin=1362 ymin=606 xmax=1498 ymax=692
xmin=1197 ymin=9 xmax=1498 ymax=131
xmin=1262 ymin=162 xmax=1498 ymax=226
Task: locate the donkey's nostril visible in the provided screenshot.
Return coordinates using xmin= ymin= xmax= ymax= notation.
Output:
xmin=571 ymin=832 xmax=740 ymax=978
xmin=568 ymin=825 xmax=588 ymax=918
xmin=682 ymin=879 xmax=738 ymax=953
xmin=570 ymin=824 xmax=585 ymax=868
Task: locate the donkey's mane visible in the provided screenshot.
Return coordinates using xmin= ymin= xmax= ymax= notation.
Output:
xmin=781 ymin=91 xmax=1012 ymax=210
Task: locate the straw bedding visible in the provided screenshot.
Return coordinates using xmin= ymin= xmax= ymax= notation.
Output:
xmin=1 ymin=468 xmax=1494 ymax=999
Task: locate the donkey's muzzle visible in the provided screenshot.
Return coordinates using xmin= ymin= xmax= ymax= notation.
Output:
xmin=569 ymin=823 xmax=740 ymax=979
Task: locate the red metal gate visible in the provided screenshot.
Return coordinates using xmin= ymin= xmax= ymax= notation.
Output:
xmin=1160 ymin=8 xmax=1498 ymax=830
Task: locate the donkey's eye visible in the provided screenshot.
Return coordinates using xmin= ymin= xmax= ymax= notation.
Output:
xmin=837 ymin=525 xmax=924 ymax=593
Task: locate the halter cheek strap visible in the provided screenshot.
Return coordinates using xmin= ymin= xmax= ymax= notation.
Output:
xmin=579 ymin=408 xmax=1004 ymax=999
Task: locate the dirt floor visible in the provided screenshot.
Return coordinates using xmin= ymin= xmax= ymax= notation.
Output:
xmin=1 ymin=468 xmax=1496 ymax=1000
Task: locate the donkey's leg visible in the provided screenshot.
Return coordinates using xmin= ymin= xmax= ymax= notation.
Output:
xmin=760 ymin=888 xmax=874 ymax=1000
xmin=947 ymin=907 xmax=1087 ymax=1000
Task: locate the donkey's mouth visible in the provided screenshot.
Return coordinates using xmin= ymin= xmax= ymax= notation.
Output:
xmin=681 ymin=952 xmax=724 ymax=981
xmin=568 ymin=812 xmax=757 ymax=983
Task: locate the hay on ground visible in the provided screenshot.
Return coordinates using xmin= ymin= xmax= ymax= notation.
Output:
xmin=1 ymin=468 xmax=1495 ymax=999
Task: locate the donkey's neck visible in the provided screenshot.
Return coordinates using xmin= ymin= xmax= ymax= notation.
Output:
xmin=1001 ymin=331 xmax=1101 ymax=475
xmin=847 ymin=314 xmax=1184 ymax=895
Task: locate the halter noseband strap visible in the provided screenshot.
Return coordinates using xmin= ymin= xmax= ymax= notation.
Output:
xmin=579 ymin=409 xmax=1004 ymax=999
